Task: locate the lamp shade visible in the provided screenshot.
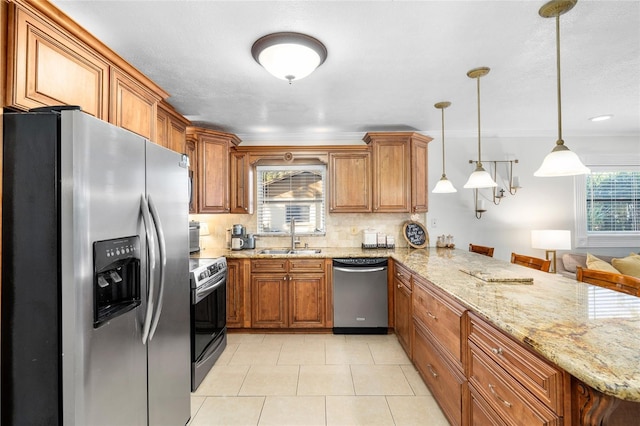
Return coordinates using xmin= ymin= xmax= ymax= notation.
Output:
xmin=252 ymin=32 xmax=327 ymax=83
xmin=433 ymin=176 xmax=457 ymax=193
xmin=534 ymin=146 xmax=590 ymax=177
xmin=531 ymin=230 xmax=571 ymax=250
xmin=463 ymin=165 xmax=497 ymax=188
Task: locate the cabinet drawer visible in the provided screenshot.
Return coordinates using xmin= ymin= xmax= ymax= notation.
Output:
xmin=469 ymin=342 xmax=560 ymax=426
xmin=394 ymin=262 xmax=411 ymax=289
xmin=468 ymin=313 xmax=563 ymax=413
xmin=469 ymin=385 xmax=507 ymax=426
xmin=413 ymin=320 xmax=465 ymax=426
xmin=288 ymin=258 xmax=325 ymax=273
xmin=251 ymin=259 xmax=287 ymax=273
xmin=413 ymin=277 xmax=465 ymax=366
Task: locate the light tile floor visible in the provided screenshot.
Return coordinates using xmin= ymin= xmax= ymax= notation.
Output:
xmin=189 ymin=333 xmax=449 ymax=426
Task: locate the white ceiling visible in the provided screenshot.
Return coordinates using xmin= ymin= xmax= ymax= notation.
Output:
xmin=50 ymin=0 xmax=640 ymax=145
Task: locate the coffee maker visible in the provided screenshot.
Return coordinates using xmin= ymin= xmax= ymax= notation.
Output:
xmin=231 ymin=224 xmax=246 ymax=250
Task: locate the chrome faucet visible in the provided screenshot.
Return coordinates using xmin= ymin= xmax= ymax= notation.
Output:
xmin=290 ymin=218 xmax=300 ymax=250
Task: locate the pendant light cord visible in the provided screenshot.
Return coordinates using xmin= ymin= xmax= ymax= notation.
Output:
xmin=556 ymin=15 xmax=563 ymax=145
xmin=476 ymin=76 xmax=483 ymax=167
xmin=441 ymin=107 xmax=446 ymax=176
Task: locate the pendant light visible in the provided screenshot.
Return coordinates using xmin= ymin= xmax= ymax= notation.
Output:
xmin=534 ymin=0 xmax=590 ymax=177
xmin=432 ymin=101 xmax=457 ymax=193
xmin=464 ymin=67 xmax=497 ymax=189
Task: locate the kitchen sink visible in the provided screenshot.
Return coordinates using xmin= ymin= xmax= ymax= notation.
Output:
xmin=289 ymin=249 xmax=322 ymax=254
xmin=258 ymin=248 xmax=322 ymax=255
xmin=258 ymin=249 xmax=291 ymax=254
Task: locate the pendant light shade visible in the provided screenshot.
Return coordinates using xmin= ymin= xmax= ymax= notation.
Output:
xmin=251 ymin=32 xmax=327 ymax=84
xmin=464 ymin=67 xmax=497 ymax=189
xmin=534 ymin=0 xmax=590 ymax=177
xmin=432 ymin=101 xmax=457 ymax=193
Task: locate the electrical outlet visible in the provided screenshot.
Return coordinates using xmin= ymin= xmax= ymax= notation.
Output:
xmin=431 ymin=218 xmax=437 ymax=228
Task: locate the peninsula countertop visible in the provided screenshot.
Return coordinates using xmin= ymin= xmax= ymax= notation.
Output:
xmin=206 ymin=247 xmax=640 ymax=402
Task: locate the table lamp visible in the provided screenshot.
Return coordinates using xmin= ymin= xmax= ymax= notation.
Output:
xmin=531 ymin=230 xmax=571 ymax=273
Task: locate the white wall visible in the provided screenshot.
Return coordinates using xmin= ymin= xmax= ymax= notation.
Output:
xmin=427 ymin=134 xmax=640 ymax=261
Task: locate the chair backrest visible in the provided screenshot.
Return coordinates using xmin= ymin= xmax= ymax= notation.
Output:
xmin=469 ymin=244 xmax=494 ymax=257
xmin=510 ymin=253 xmax=551 ymax=272
xmin=576 ymin=266 xmax=640 ymax=297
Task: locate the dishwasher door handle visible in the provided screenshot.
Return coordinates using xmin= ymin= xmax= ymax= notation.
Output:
xmin=333 ymin=267 xmax=387 ymax=273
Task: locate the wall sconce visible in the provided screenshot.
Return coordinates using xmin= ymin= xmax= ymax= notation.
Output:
xmin=531 ymin=229 xmax=571 ymax=273
xmin=474 ymin=189 xmax=487 ymax=219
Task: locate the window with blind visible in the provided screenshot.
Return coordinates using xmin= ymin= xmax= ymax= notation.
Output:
xmin=575 ymin=162 xmax=640 ymax=248
xmin=256 ymin=165 xmax=326 ymax=235
xmin=587 ymin=171 xmax=639 ymax=232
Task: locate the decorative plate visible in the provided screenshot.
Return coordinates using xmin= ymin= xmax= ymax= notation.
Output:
xmin=402 ymin=221 xmax=429 ymax=249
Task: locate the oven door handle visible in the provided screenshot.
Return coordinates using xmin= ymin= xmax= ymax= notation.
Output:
xmin=195 ymin=276 xmax=226 ymax=304
xmin=148 ymin=194 xmax=167 ymax=341
xmin=333 ymin=267 xmax=387 ymax=273
xmin=140 ymin=195 xmax=156 ymax=345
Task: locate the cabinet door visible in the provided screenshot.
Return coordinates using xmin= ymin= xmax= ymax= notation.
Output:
xmin=413 ymin=320 xmax=466 ymax=426
xmin=230 ymin=151 xmax=253 ymax=214
xmin=289 ymin=273 xmax=326 ymax=328
xmin=251 ymin=275 xmax=288 ymax=328
xmin=372 ymin=139 xmax=410 ymax=212
xmin=185 ymin=137 xmax=197 ymax=214
xmin=198 ymin=135 xmax=229 ymax=213
xmin=411 ymin=137 xmax=429 ymax=213
xmin=394 ymin=278 xmax=412 ymax=357
xmin=226 ymin=259 xmax=244 ymax=328
xmin=8 ymin=5 xmax=109 ymax=118
xmin=155 ymin=110 xmax=169 ymax=148
xmin=110 ymin=68 xmax=159 ymax=140
xmin=328 ymin=151 xmax=372 ymax=213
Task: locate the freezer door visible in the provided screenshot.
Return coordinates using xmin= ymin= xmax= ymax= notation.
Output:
xmin=145 ymin=141 xmax=191 ymax=426
xmin=60 ymin=111 xmax=148 ymax=425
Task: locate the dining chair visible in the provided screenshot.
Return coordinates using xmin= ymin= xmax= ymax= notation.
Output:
xmin=576 ymin=266 xmax=640 ymax=297
xmin=510 ymin=253 xmax=551 ymax=272
xmin=469 ymin=244 xmax=494 ymax=257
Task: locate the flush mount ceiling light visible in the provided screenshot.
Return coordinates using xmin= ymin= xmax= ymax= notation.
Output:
xmin=464 ymin=67 xmax=497 ymax=189
xmin=433 ymin=101 xmax=457 ymax=193
xmin=251 ymin=32 xmax=327 ymax=84
xmin=534 ymin=0 xmax=590 ymax=177
xmin=589 ymin=114 xmax=613 ymax=122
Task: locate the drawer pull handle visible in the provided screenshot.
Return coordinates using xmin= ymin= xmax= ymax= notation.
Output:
xmin=397 ymin=284 xmax=402 ymax=288
xmin=491 ymin=347 xmax=503 ymax=356
xmin=427 ymin=311 xmax=437 ymax=320
xmin=488 ymin=384 xmax=512 ymax=408
xmin=426 ymin=364 xmax=438 ymax=378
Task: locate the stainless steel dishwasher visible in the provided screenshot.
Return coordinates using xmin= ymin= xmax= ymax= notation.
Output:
xmin=332 ymin=258 xmax=388 ymax=334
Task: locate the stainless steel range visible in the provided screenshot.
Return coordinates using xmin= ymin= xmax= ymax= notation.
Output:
xmin=189 ymin=257 xmax=227 ymax=391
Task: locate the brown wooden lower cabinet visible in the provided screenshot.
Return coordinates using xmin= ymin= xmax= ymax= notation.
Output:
xmin=469 ymin=385 xmax=507 ymax=426
xmin=226 ymin=258 xmax=248 ymax=328
xmin=249 ymin=258 xmax=327 ymax=329
xmin=393 ymin=262 xmax=412 ymax=356
xmin=413 ymin=319 xmax=467 ymax=426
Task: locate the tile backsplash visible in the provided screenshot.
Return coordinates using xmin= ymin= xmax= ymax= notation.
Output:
xmin=190 ymin=212 xmax=427 ymax=252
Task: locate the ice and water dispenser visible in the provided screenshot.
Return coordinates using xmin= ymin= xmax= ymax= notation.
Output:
xmin=93 ymin=236 xmax=141 ymax=328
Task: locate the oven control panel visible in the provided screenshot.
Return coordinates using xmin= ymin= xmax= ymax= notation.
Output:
xmin=190 ymin=257 xmax=227 ymax=289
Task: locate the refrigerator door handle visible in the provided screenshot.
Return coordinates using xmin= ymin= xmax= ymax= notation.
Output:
xmin=147 ymin=194 xmax=167 ymax=341
xmin=140 ymin=194 xmax=156 ymax=344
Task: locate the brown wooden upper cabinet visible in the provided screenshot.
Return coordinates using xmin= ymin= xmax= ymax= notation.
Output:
xmin=230 ymin=150 xmax=253 ymax=214
xmin=363 ymin=132 xmax=432 ymax=213
xmin=6 ymin=0 xmax=170 ymax=141
xmin=156 ymin=101 xmax=190 ymax=153
xmin=6 ymin=2 xmax=109 ymax=118
xmin=109 ymin=68 xmax=159 ymax=140
xmin=187 ymin=127 xmax=241 ymax=214
xmin=328 ymin=150 xmax=372 ymax=213
xmin=185 ymin=134 xmax=198 ymax=214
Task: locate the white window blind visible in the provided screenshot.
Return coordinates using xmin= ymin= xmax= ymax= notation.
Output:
xmin=256 ymin=165 xmax=326 ymax=235
xmin=586 ymin=171 xmax=639 ymax=232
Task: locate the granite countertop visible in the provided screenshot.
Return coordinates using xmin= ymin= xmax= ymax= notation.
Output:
xmin=393 ymin=248 xmax=640 ymax=403
xmin=198 ymin=246 xmax=640 ymax=401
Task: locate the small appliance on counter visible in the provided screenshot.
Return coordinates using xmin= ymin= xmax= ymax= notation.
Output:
xmin=189 ymin=221 xmax=200 ymax=253
xmin=230 ymin=224 xmax=256 ymax=250
xmin=231 ymin=224 xmax=246 ymax=250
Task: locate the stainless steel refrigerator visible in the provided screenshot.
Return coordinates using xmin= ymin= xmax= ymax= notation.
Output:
xmin=1 ymin=108 xmax=191 ymax=425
